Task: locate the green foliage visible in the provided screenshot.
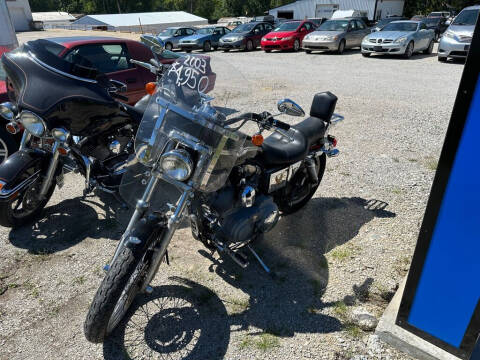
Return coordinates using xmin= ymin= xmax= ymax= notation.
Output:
xmin=404 ymin=0 xmax=477 ymax=17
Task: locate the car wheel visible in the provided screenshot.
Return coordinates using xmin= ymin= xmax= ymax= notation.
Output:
xmin=306 ymin=49 xmax=312 ymax=54
xmin=185 ymin=49 xmax=192 ymax=53
xmin=203 ymin=41 xmax=211 ymax=52
xmin=438 ymin=56 xmax=447 ymax=62
xmin=404 ymin=41 xmax=414 ymax=59
xmin=246 ymin=40 xmax=254 ymax=51
xmin=434 ymin=33 xmax=440 ymax=42
xmin=424 ymin=40 xmax=434 ymax=55
xmin=362 ymin=52 xmax=371 ymax=57
xmin=0 ymin=127 xmax=18 ymax=163
xmin=223 ymin=49 xmax=230 ymax=52
xmin=213 ymin=46 xmax=218 ymax=50
xmin=337 ymin=39 xmax=346 ymax=54
xmin=165 ymin=42 xmax=173 ymax=51
xmin=293 ymin=39 xmax=300 ymax=52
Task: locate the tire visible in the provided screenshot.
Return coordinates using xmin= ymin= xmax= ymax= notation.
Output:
xmin=203 ymin=41 xmax=211 ymax=52
xmin=277 ymin=154 xmax=326 ymax=215
xmin=165 ymin=42 xmax=173 ymax=51
xmin=438 ymin=56 xmax=447 ymax=62
xmin=424 ymin=40 xmax=434 ymax=54
xmin=185 ymin=49 xmax=192 ymax=53
xmin=0 ymin=174 xmax=55 ymax=228
xmin=213 ymin=46 xmax=218 ymax=51
xmin=293 ymin=39 xmax=300 ymax=52
xmin=265 ymin=49 xmax=271 ymax=53
xmin=84 ymin=221 xmax=165 ymax=343
xmin=246 ymin=40 xmax=254 ymax=51
xmin=337 ymin=39 xmax=346 ymax=54
xmin=306 ymin=49 xmax=312 ymax=54
xmin=404 ymin=41 xmax=414 ymax=59
xmin=223 ymin=49 xmax=230 ymax=52
xmin=362 ymin=52 xmax=371 ymax=57
xmin=0 ymin=127 xmax=19 ymax=163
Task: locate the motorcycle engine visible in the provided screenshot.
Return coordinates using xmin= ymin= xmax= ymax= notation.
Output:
xmin=79 ymin=126 xmax=133 ymax=161
xmin=201 ymin=184 xmax=279 ymax=249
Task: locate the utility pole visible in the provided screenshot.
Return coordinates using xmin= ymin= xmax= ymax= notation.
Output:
xmin=190 ymin=0 xmax=193 ymax=13
xmin=116 ymin=0 xmax=121 ymax=14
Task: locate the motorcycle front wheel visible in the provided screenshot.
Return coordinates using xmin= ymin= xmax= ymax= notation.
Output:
xmin=84 ymin=221 xmax=165 ymax=343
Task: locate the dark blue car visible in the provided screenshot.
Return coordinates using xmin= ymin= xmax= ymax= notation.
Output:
xmin=179 ymin=26 xmax=231 ymax=52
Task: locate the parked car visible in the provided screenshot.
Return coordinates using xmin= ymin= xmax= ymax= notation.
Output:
xmin=411 ymin=15 xmax=426 ymax=21
xmin=372 ymin=17 xmax=408 ymax=32
xmin=157 ymin=26 xmax=197 ymax=51
xmin=438 ymin=5 xmax=479 ymax=62
xmin=308 ymin=17 xmax=327 ymax=27
xmin=428 ymin=11 xmax=451 ymax=18
xmin=179 ymin=26 xmax=231 ymax=52
xmin=227 ymin=21 xmax=243 ymax=30
xmin=302 ymin=18 xmax=370 ymax=54
xmin=0 ymin=46 xmax=11 ymax=104
xmin=361 ymin=20 xmax=435 ymax=58
xmin=0 ymin=36 xmax=178 ymax=163
xmin=261 ymin=20 xmax=316 ymax=52
xmin=251 ymin=15 xmax=275 ymax=24
xmin=424 ymin=17 xmax=448 ymax=41
xmin=219 ymin=22 xmax=274 ymax=51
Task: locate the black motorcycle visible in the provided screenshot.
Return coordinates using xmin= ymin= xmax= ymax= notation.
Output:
xmin=0 ymin=39 xmax=155 ymax=228
xmin=84 ymin=53 xmax=344 ymax=342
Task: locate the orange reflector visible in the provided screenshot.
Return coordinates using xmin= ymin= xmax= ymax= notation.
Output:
xmin=252 ymin=133 xmax=264 ymax=146
xmin=145 ymin=82 xmax=156 ymax=95
xmin=6 ymin=124 xmax=16 ymax=134
xmin=0 ymin=182 xmax=3 ymax=191
xmin=58 ymin=147 xmax=68 ymax=156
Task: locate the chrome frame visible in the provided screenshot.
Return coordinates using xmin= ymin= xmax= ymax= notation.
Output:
xmin=0 ymin=171 xmax=41 ymax=199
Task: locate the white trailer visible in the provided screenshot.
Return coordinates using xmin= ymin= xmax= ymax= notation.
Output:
xmin=0 ymin=0 xmax=19 ymax=49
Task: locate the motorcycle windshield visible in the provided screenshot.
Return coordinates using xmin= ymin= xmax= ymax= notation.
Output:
xmin=121 ymin=54 xmax=257 ymax=209
xmin=2 ymin=39 xmax=113 ymax=115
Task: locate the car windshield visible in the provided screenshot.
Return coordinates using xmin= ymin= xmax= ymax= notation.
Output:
xmin=382 ymin=22 xmax=418 ymax=32
xmin=452 ymin=9 xmax=479 ymax=25
xmin=318 ymin=20 xmax=349 ymax=31
xmin=376 ymin=19 xmax=396 ymax=27
xmin=159 ymin=28 xmax=177 ymax=36
xmin=273 ymin=22 xmax=300 ymax=31
xmin=197 ymin=28 xmax=214 ymax=34
xmin=232 ymin=23 xmax=255 ymax=33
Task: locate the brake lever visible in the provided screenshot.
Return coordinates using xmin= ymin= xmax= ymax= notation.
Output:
xmin=130 ymin=59 xmax=158 ymax=74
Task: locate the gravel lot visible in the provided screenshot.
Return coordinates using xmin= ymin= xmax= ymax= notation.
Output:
xmin=0 ymin=30 xmax=464 ymax=360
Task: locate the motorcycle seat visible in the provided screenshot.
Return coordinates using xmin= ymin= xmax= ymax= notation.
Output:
xmin=260 ymin=128 xmax=308 ymax=166
xmin=292 ymin=116 xmax=327 ymax=146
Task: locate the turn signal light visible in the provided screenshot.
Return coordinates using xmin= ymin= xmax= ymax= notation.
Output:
xmin=58 ymin=147 xmax=69 ymax=156
xmin=145 ymin=82 xmax=156 ymax=95
xmin=251 ymin=133 xmax=264 ymax=146
xmin=6 ymin=122 xmax=19 ymax=135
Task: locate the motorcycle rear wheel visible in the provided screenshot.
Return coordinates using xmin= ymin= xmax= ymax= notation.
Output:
xmin=278 ymin=153 xmax=326 ymax=215
xmin=84 ymin=221 xmax=163 ymax=343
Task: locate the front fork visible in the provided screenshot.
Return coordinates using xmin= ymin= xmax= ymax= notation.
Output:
xmin=107 ymin=170 xmax=193 ymax=290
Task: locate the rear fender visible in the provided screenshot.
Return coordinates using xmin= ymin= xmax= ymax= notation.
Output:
xmin=0 ymin=149 xmax=49 ymax=200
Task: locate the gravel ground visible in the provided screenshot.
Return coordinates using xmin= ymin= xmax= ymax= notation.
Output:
xmin=0 ymin=29 xmax=464 ymax=360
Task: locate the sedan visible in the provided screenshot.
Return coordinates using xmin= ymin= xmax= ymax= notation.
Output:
xmin=424 ymin=17 xmax=448 ymax=41
xmin=157 ymin=26 xmax=197 ymax=51
xmin=261 ymin=20 xmax=316 ymax=52
xmin=219 ymin=22 xmax=274 ymax=51
xmin=361 ymin=21 xmax=435 ymax=58
xmin=179 ymin=26 xmax=231 ymax=52
xmin=0 ymin=46 xmax=10 ymax=104
xmin=302 ymin=18 xmax=370 ymax=54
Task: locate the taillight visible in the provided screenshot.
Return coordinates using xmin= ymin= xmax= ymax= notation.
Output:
xmin=328 ymin=135 xmax=337 ymax=147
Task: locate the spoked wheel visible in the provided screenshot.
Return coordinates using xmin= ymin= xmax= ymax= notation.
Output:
xmin=404 ymin=42 xmax=414 ymax=59
xmin=0 ymin=127 xmax=19 ymax=163
xmin=293 ymin=39 xmax=300 ymax=52
xmin=277 ymin=154 xmax=326 ymax=215
xmin=84 ymin=222 xmax=166 ymax=343
xmin=0 ymin=175 xmax=55 ymax=228
xmin=203 ymin=41 xmax=211 ymax=52
xmin=246 ymin=40 xmax=254 ymax=51
xmin=165 ymin=42 xmax=173 ymax=51
xmin=424 ymin=40 xmax=434 ymax=54
xmin=337 ymin=40 xmax=346 ymax=54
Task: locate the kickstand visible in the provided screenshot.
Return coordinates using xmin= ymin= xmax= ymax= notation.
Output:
xmin=247 ymin=245 xmax=275 ymax=278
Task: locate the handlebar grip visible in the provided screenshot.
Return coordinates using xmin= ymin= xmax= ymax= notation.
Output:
xmin=273 ymin=119 xmax=290 ymax=131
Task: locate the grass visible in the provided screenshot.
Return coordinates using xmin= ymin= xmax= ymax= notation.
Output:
xmin=391 ymin=187 xmax=403 ymax=195
xmin=239 ymin=333 xmax=280 ymax=352
xmin=392 ymin=157 xmax=400 ymax=163
xmin=228 ymin=297 xmax=250 ymax=313
xmin=30 ymin=249 xmax=53 ymax=262
xmin=333 ymin=301 xmax=348 ymax=318
xmin=424 ymin=157 xmax=438 ymax=171
xmin=72 ymin=276 xmax=86 ymax=286
xmin=408 ymin=158 xmax=418 ymax=162
xmin=330 ymin=247 xmax=352 ymax=261
xmin=344 ymin=323 xmax=363 ymax=338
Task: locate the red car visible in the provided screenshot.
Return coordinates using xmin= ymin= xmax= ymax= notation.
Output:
xmin=0 ymin=36 xmax=180 ymax=162
xmin=261 ymin=20 xmax=316 ymax=52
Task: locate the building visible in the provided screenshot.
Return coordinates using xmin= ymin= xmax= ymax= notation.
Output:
xmin=0 ymin=0 xmax=18 ymax=47
xmin=72 ymin=11 xmax=208 ymax=33
xmin=269 ymin=0 xmax=405 ymax=21
xmin=32 ymin=12 xmax=76 ymax=27
xmin=5 ymin=0 xmax=33 ymax=31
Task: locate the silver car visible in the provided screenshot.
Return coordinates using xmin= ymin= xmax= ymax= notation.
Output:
xmin=157 ymin=27 xmax=197 ymax=51
xmin=361 ymin=21 xmax=435 ymax=58
xmin=302 ymin=18 xmax=370 ymax=54
xmin=438 ymin=5 xmax=479 ymax=62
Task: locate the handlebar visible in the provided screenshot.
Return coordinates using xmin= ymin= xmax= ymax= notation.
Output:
xmin=130 ymin=59 xmax=160 ymax=74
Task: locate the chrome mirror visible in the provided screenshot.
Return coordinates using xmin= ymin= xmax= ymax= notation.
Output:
xmin=140 ymin=34 xmax=165 ymax=55
xmin=109 ymin=80 xmax=127 ymax=93
xmin=0 ymin=102 xmax=16 ymax=121
xmin=277 ymin=99 xmax=305 ymax=117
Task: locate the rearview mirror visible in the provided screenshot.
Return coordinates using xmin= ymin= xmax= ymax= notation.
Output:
xmin=109 ymin=80 xmax=127 ymax=93
xmin=278 ymin=99 xmax=305 ymax=117
xmin=140 ymin=35 xmax=165 ymax=54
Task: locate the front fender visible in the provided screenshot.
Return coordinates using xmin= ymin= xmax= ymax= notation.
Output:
xmin=0 ymin=149 xmax=49 ymax=200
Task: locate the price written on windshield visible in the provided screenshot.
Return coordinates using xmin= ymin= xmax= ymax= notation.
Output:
xmin=167 ymin=55 xmax=210 ymax=93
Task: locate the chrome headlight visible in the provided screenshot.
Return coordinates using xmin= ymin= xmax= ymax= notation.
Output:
xmin=51 ymin=128 xmax=70 ymax=143
xmin=20 ymin=111 xmax=47 ymax=137
xmin=160 ymin=149 xmax=193 ymax=181
xmin=396 ymin=36 xmax=408 ymax=44
xmin=0 ymin=102 xmax=15 ymax=121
